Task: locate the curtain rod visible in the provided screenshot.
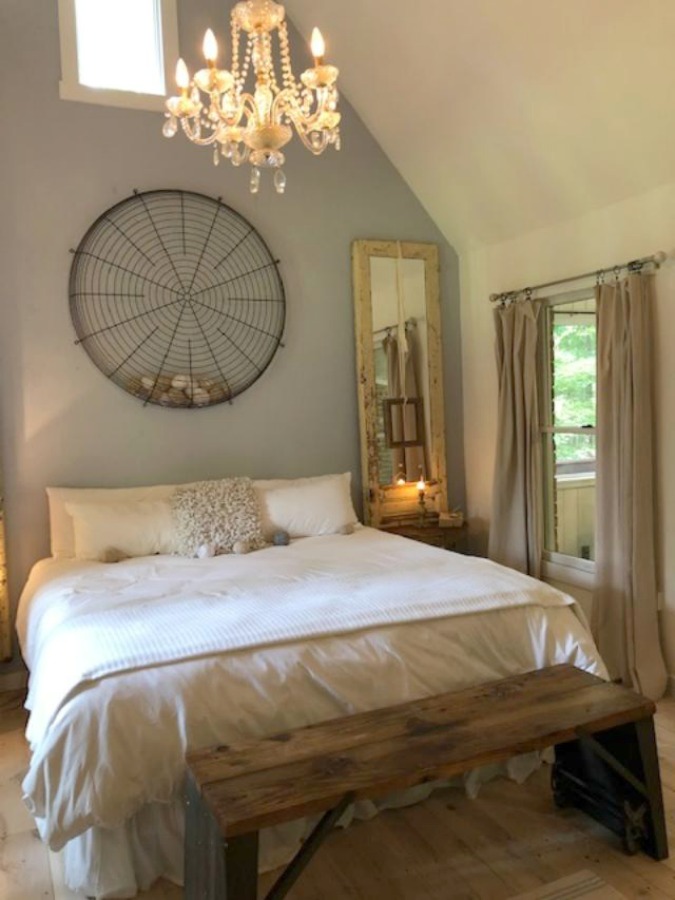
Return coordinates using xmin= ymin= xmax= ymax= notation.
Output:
xmin=489 ymin=250 xmax=668 ymax=304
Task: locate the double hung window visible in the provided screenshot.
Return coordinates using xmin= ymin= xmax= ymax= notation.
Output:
xmin=539 ymin=292 xmax=597 ymax=575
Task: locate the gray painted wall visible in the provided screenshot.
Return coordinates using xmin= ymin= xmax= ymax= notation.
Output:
xmin=0 ymin=1 xmax=464 ymax=669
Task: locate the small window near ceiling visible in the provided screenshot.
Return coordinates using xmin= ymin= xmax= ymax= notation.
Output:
xmin=540 ymin=294 xmax=597 ymax=567
xmin=57 ymin=0 xmax=179 ymax=111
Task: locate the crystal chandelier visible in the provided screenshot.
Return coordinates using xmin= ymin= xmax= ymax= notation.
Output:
xmin=162 ymin=0 xmax=341 ymax=194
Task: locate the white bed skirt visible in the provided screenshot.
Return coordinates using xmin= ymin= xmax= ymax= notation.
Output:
xmin=61 ymin=751 xmax=546 ymax=899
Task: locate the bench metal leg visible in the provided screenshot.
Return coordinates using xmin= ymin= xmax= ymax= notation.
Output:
xmin=634 ymin=717 xmax=669 ymax=860
xmin=224 ymin=834 xmax=260 ymax=900
xmin=185 ymin=772 xmax=259 ymax=899
xmin=552 ymin=716 xmax=668 ymax=860
xmin=265 ymin=793 xmax=355 ymax=900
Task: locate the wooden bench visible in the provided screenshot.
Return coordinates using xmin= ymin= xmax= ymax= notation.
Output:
xmin=184 ymin=665 xmax=668 ymax=899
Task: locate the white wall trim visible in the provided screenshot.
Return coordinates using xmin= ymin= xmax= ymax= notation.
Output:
xmin=541 ymin=556 xmax=595 ymax=591
xmin=57 ymin=0 xmax=178 ymax=114
xmin=58 ymin=82 xmax=167 ymax=113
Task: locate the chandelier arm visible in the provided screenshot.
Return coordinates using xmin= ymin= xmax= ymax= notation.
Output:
xmin=271 ymin=88 xmax=302 ymax=121
xmin=278 ymin=102 xmax=331 ymax=152
xmin=287 ymin=117 xmax=330 ymax=155
xmin=274 ymin=90 xmax=327 ymax=130
xmin=237 ymin=92 xmax=259 ymax=124
xmin=180 ymin=117 xmax=218 ymax=147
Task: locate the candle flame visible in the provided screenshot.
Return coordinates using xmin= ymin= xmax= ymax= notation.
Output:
xmin=310 ymin=27 xmax=325 ymax=60
xmin=175 ymin=58 xmax=190 ymax=90
xmin=203 ymin=29 xmax=218 ymax=64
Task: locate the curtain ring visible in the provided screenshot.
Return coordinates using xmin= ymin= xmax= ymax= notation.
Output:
xmin=525 ymin=287 xmax=533 ymax=302
xmin=596 ymin=270 xmax=604 ymax=285
xmin=614 ymin=265 xmax=620 ymax=282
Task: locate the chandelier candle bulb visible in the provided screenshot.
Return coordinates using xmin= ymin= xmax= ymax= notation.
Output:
xmin=203 ymin=29 xmax=218 ymax=65
xmin=162 ymin=0 xmax=341 ymax=193
xmin=311 ymin=27 xmax=325 ymax=66
xmin=175 ymin=58 xmax=190 ymax=92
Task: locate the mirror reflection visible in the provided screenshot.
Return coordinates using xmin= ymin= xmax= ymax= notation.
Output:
xmin=370 ymin=257 xmax=430 ymax=486
xmin=352 ymin=239 xmax=447 ymax=527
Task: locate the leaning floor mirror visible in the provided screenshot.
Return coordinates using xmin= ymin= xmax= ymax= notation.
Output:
xmin=352 ymin=240 xmax=448 ymax=526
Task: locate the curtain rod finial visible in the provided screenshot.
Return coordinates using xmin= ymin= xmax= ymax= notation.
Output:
xmin=653 ymin=250 xmax=668 ymax=265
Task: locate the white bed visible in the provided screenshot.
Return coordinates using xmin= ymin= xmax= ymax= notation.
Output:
xmin=17 ymin=526 xmax=606 ymax=899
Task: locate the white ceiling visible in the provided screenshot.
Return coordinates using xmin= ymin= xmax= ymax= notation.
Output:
xmin=286 ymin=0 xmax=675 ymax=247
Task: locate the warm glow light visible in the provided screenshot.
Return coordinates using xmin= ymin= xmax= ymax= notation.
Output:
xmin=175 ymin=58 xmax=190 ymax=90
xmin=396 ymin=476 xmax=406 ymax=486
xmin=162 ymin=1 xmax=341 ymax=193
xmin=310 ymin=27 xmax=325 ymax=61
xmin=417 ymin=478 xmax=426 ymax=493
xmin=203 ymin=28 xmax=218 ymax=64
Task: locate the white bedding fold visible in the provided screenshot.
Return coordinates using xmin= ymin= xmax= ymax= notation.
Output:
xmin=16 ymin=528 xmax=605 ymax=897
xmin=19 ymin=528 xmax=574 ymax=744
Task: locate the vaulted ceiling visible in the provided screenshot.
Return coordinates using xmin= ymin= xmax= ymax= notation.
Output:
xmin=287 ymin=0 xmax=675 ymax=247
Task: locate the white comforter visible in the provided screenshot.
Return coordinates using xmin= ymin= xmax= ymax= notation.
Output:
xmin=17 ymin=528 xmax=606 ymax=898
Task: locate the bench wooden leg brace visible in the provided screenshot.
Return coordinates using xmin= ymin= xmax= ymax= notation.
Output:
xmin=552 ymin=717 xmax=668 ymax=860
xmin=185 ymin=774 xmax=354 ymax=900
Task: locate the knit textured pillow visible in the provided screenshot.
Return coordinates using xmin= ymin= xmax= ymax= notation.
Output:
xmin=171 ymin=477 xmax=266 ymax=557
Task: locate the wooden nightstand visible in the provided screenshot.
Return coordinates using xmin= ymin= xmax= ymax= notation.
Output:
xmin=382 ymin=521 xmax=469 ymax=554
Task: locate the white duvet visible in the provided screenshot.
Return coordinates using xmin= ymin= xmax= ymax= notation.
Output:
xmin=17 ymin=528 xmax=606 ymax=899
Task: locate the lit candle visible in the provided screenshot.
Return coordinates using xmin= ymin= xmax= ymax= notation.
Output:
xmin=396 ymin=475 xmax=406 ymax=486
xmin=203 ymin=29 xmax=218 ymax=67
xmin=416 ymin=477 xmax=426 ymax=494
xmin=310 ymin=27 xmax=325 ymax=66
xmin=175 ymin=58 xmax=190 ymax=93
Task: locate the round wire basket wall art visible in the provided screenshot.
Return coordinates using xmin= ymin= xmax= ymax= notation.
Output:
xmin=69 ymin=189 xmax=285 ymax=408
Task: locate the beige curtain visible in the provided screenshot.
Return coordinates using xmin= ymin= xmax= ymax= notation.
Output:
xmin=488 ymin=300 xmax=542 ymax=577
xmin=383 ymin=333 xmax=427 ymax=480
xmin=0 ymin=474 xmax=9 ymax=661
xmin=592 ymin=273 xmax=667 ymax=699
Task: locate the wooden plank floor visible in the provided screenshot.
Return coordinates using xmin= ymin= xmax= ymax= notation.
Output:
xmin=4 ymin=690 xmax=675 ymax=898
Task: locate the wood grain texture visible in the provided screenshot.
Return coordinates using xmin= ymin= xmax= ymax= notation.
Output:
xmin=351 ymin=239 xmax=446 ymax=526
xmin=380 ymin=521 xmax=469 ymax=552
xmin=188 ymin=666 xmax=654 ymax=837
xmin=0 ymin=829 xmax=54 ymax=900
xmin=5 ymin=695 xmax=675 ymax=898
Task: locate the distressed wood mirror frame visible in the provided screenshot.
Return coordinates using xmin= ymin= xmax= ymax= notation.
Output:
xmin=352 ymin=239 xmax=448 ymax=526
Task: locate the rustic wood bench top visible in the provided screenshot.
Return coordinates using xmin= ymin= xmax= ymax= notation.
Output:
xmin=186 ymin=664 xmax=654 ymax=839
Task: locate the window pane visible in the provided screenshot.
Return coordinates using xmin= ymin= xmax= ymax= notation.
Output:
xmin=551 ymin=298 xmax=596 ymax=430
xmin=543 ymin=432 xmax=596 ymax=561
xmin=75 ymin=0 xmax=165 ymax=95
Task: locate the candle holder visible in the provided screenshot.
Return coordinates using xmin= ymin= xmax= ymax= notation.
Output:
xmin=417 ymin=473 xmax=427 ymax=525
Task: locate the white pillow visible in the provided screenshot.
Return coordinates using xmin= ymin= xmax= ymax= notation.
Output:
xmin=65 ymin=499 xmax=177 ymax=562
xmin=47 ymin=484 xmax=181 ymax=558
xmin=254 ymin=473 xmax=358 ymax=539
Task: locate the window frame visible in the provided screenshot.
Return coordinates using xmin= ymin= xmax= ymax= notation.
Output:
xmin=57 ymin=0 xmax=179 ymax=112
xmin=538 ymin=287 xmax=597 ymax=585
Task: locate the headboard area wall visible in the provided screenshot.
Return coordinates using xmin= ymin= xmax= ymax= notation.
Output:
xmin=0 ymin=0 xmax=464 ymax=668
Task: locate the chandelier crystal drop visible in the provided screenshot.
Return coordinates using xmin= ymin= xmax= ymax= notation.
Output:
xmin=162 ymin=0 xmax=341 ymax=193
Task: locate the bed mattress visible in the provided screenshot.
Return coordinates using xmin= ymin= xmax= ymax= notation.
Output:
xmin=16 ymin=527 xmax=606 ymax=898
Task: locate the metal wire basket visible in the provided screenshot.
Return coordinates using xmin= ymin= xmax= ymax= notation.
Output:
xmin=69 ymin=189 xmax=285 ymax=408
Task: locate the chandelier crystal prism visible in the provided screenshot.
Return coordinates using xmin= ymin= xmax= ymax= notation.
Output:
xmin=162 ymin=0 xmax=341 ymax=193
